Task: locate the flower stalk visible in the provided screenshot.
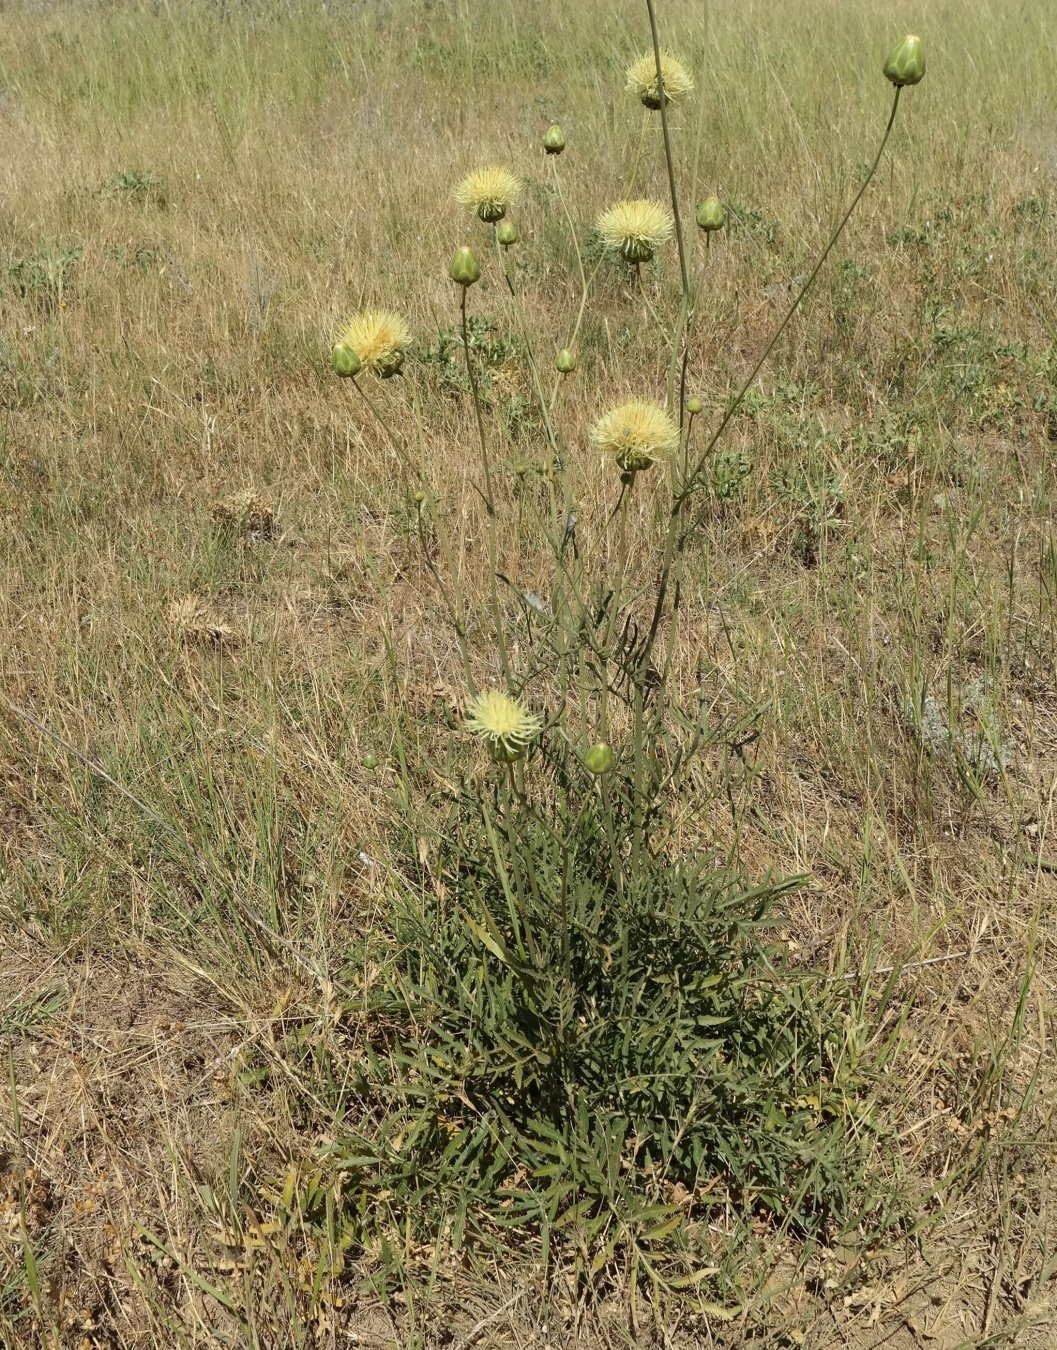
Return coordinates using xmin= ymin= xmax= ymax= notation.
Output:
xmin=638 ymin=84 xmax=906 ymax=678
xmin=458 ymin=277 xmax=512 ymax=682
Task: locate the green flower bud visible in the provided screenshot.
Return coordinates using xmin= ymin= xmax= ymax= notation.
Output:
xmin=497 ymin=220 xmax=518 ymax=248
xmin=583 ymin=742 xmax=615 ymax=776
xmin=622 ymin=238 xmax=655 ymax=265
xmin=884 ymin=34 xmax=925 ymax=87
xmin=375 ymin=349 xmax=405 ymax=379
xmin=695 ymin=196 xmax=725 ymax=233
xmin=450 ymin=246 xmax=482 ymax=287
xmin=544 ymin=124 xmax=566 ymax=155
xmin=362 ymin=753 xmax=379 ymax=770
xmin=413 ymin=489 xmax=427 ymax=504
xmin=686 ymin=397 xmax=702 ymax=415
xmin=556 ymin=349 xmax=576 ymax=375
xmin=490 ymin=741 xmax=526 ymax=764
xmin=331 ymin=343 xmax=361 ymax=379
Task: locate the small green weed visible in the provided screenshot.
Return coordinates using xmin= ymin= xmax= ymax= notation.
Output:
xmin=419 ymin=314 xmax=519 ymax=397
xmin=102 ymin=167 xmax=164 ymax=203
xmin=6 ymin=245 xmax=82 ymax=311
xmin=724 ymin=198 xmax=782 ymax=248
xmin=712 ymin=447 xmax=752 ymax=501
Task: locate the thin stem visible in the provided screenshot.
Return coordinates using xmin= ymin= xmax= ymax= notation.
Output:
xmin=495 ymin=230 xmax=569 ymax=552
xmin=353 ymin=378 xmax=475 ymax=688
xmin=677 ymin=231 xmax=712 ymax=426
xmin=598 ymin=474 xmax=635 ymax=765
xmin=547 ymin=156 xmax=601 ymax=415
xmin=414 ymin=502 xmax=475 ymax=689
xmin=644 ymin=0 xmax=694 ymax=438
xmin=644 ymin=0 xmax=690 ymax=301
xmin=401 ymin=380 xmax=477 ymax=690
xmin=548 ymin=264 xmax=604 ymax=420
xmin=679 ymin=86 xmax=902 ymax=506
xmin=639 ymin=85 xmax=904 ymax=675
xmin=348 ymin=378 xmax=419 ymax=483
xmin=460 ymin=284 xmax=512 ymax=682
xmin=604 ymin=474 xmax=634 ymax=651
xmin=623 ymin=108 xmax=650 ymax=197
xmin=550 ymin=155 xmax=587 ymax=333
xmin=548 ymin=265 xmax=604 ymax=421
xmin=677 ymin=407 xmax=697 ymax=499
xmin=496 ymin=235 xmax=562 ymax=469
xmin=461 ymin=286 xmax=497 ymax=509
xmin=558 ymin=792 xmax=590 ymax=1043
xmin=635 ymin=270 xmax=675 ymax=354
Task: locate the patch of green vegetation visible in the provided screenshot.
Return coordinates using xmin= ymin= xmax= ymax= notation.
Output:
xmin=6 ymin=245 xmax=82 ymax=311
xmin=418 ymin=314 xmax=520 ymax=398
xmin=293 ymin=775 xmax=891 ymax=1292
xmin=102 ymin=167 xmax=164 ymax=203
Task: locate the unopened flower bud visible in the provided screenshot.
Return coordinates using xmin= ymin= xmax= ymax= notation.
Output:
xmin=544 ymin=124 xmax=566 ymax=155
xmin=497 ymin=220 xmax=518 ymax=248
xmin=332 ymin=343 xmax=361 ymax=379
xmin=362 ymin=753 xmax=379 ymax=770
xmin=556 ymin=349 xmax=576 ymax=375
xmin=375 ymin=349 xmax=405 ymax=379
xmin=583 ymin=742 xmax=615 ymax=776
xmin=686 ymin=397 xmax=702 ymax=415
xmin=450 ymin=246 xmax=481 ymax=287
xmin=623 ymin=238 xmax=654 ymax=265
xmin=490 ymin=741 xmax=526 ymax=763
xmin=695 ymin=196 xmax=725 ymax=233
xmin=884 ymin=34 xmax=925 ymax=87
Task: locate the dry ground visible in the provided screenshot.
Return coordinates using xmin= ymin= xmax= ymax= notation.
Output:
xmin=1 ymin=0 xmax=1057 ymax=1344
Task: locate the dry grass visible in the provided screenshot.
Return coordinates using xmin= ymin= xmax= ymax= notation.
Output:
xmin=1 ymin=0 xmax=1057 ymax=1344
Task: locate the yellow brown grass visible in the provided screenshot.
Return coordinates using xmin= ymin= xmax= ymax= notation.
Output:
xmin=0 ymin=0 xmax=1055 ymax=1342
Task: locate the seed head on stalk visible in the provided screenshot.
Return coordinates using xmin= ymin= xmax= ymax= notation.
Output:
xmin=591 ymin=399 xmax=678 ymax=473
xmin=465 ymin=689 xmax=543 ymax=761
xmin=596 ymin=198 xmax=674 ymax=265
xmin=625 ymin=48 xmax=694 ymax=109
xmin=333 ymin=310 xmax=411 ymax=379
xmin=455 ymin=166 xmax=523 ymax=223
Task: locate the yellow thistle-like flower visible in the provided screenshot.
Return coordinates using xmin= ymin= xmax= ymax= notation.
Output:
xmin=455 ymin=166 xmax=523 ymax=223
xmin=590 ymin=399 xmax=679 ymax=473
xmin=595 ymin=198 xmax=674 ymax=264
xmin=335 ymin=310 xmax=412 ymax=379
xmin=626 ymin=49 xmax=694 ymax=109
xmin=465 ymin=688 xmax=543 ymax=761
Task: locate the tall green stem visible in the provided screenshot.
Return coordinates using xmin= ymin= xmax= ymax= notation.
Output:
xmin=623 ymin=108 xmax=650 ymax=197
xmin=644 ymin=0 xmax=695 ymax=444
xmin=460 ymin=284 xmax=512 ymax=682
xmin=348 ymin=377 xmax=419 ymax=483
xmin=496 ymin=235 xmax=562 ymax=472
xmin=679 ymin=86 xmax=903 ymax=505
xmin=547 ymin=156 xmax=602 ymax=418
xmin=644 ymin=0 xmax=690 ymax=302
xmin=349 ymin=379 xmax=476 ymax=688
xmin=638 ymin=85 xmax=904 ymax=677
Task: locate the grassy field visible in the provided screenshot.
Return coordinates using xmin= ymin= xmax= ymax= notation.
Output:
xmin=1 ymin=0 xmax=1057 ymax=1344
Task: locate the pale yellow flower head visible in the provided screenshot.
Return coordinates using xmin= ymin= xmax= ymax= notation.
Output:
xmin=335 ymin=310 xmax=412 ymax=379
xmin=595 ymin=198 xmax=674 ymax=264
xmin=590 ymin=399 xmax=679 ymax=473
xmin=626 ymin=49 xmax=694 ymax=109
xmin=465 ymin=689 xmax=542 ymax=761
xmin=455 ymin=166 xmax=523 ymax=223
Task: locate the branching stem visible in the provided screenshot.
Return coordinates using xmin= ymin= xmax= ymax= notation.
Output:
xmin=638 ymin=84 xmax=904 ymax=677
xmin=460 ymin=284 xmax=512 ymax=682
